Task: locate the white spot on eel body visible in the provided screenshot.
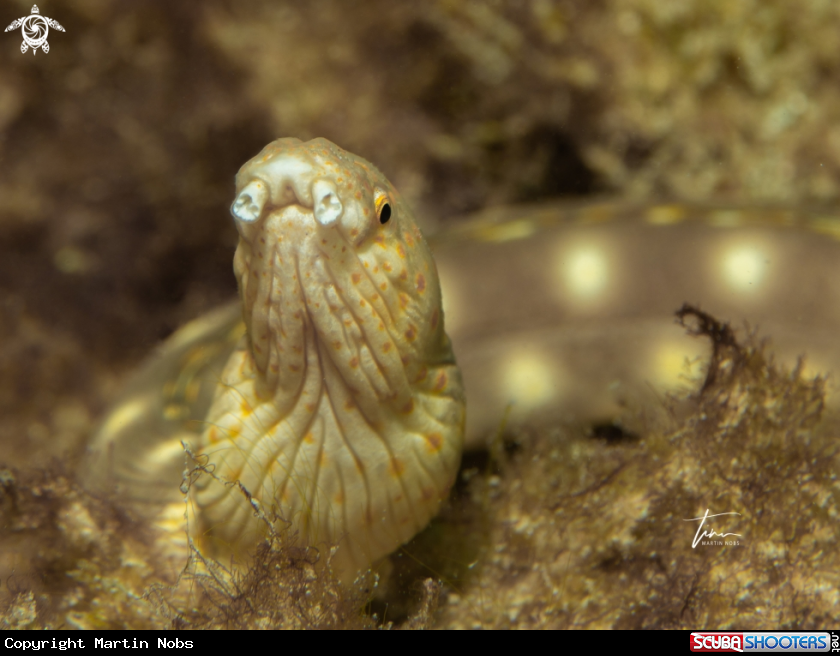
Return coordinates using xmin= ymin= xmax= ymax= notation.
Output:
xmin=563 ymin=245 xmax=610 ymax=299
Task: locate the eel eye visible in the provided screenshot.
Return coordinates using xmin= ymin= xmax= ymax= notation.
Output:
xmin=374 ymin=190 xmax=392 ymax=225
xmin=379 ymin=203 xmax=391 ymax=224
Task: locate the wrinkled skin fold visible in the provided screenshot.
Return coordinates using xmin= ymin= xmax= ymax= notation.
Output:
xmin=192 ymin=138 xmax=465 ymax=580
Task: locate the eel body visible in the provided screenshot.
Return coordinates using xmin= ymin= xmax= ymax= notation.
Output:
xmin=82 ymin=143 xmax=840 ymax=579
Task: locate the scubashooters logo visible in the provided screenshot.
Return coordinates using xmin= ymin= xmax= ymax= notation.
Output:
xmin=4 ymin=5 xmax=64 ymax=54
xmin=690 ymin=632 xmax=834 ymax=653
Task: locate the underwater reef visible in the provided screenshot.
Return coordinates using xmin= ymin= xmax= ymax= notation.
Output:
xmin=2 ymin=0 xmax=840 ymax=629
xmin=2 ymin=308 xmax=838 ymax=629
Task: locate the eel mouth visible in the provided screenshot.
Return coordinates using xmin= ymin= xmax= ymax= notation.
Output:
xmin=228 ymin=149 xmax=381 ymax=392
xmin=233 ymin=200 xmax=339 ymax=394
xmin=233 ymin=198 xmax=404 ymax=414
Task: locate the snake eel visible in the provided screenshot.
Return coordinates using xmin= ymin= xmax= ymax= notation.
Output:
xmin=83 ymin=138 xmax=465 ymax=582
xmin=81 ymin=138 xmax=840 ymax=582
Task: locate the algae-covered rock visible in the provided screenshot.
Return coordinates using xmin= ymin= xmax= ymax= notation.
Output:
xmin=2 ymin=309 xmax=838 ymax=629
xmin=436 ymin=308 xmax=840 ymax=629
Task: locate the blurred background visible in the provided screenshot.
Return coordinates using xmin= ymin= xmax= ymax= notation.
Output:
xmin=2 ymin=0 xmax=840 ymax=471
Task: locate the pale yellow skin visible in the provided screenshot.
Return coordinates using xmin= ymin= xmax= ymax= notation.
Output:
xmin=190 ymin=138 xmax=464 ymax=579
xmin=82 ymin=144 xmax=840 ymax=582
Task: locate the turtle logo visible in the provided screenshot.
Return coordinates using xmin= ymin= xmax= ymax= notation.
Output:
xmin=4 ymin=5 xmax=65 ymax=55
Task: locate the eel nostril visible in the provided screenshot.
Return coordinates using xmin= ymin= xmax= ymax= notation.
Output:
xmin=312 ymin=179 xmax=343 ymax=226
xmin=232 ymin=180 xmax=268 ymax=223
